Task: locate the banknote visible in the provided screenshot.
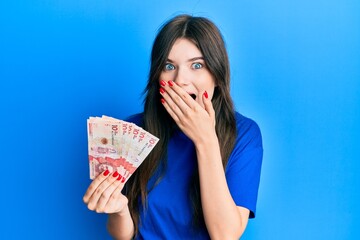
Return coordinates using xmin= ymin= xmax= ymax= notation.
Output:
xmin=87 ymin=116 xmax=159 ymax=182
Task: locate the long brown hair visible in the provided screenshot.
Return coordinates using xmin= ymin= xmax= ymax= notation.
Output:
xmin=125 ymin=14 xmax=237 ymax=234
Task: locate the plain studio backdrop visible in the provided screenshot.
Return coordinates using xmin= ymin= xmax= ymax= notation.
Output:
xmin=0 ymin=1 xmax=359 ymax=239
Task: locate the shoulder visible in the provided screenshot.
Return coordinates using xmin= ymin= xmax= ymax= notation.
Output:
xmin=125 ymin=113 xmax=144 ymax=126
xmin=234 ymin=111 xmax=262 ymax=148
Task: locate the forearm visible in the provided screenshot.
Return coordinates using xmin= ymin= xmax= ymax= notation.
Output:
xmin=107 ymin=206 xmax=134 ymax=240
xmin=195 ymin=134 xmax=245 ymax=239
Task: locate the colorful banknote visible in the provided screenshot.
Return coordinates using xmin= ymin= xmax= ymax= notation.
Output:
xmin=87 ymin=116 xmax=159 ymax=183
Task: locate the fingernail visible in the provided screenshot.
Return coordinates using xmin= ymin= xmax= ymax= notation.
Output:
xmin=112 ymin=171 xmax=119 ymax=178
xmin=160 ymin=88 xmax=165 ymax=94
xmin=203 ymin=91 xmax=208 ymax=99
xmin=168 ymin=80 xmax=174 ymax=86
xmin=103 ymin=170 xmax=110 ymax=176
xmin=161 ymin=98 xmax=165 ymax=104
xmin=117 ymin=174 xmax=123 ymax=181
xmin=160 ymin=80 xmax=166 ymax=86
xmin=121 ymin=177 xmax=126 ymax=183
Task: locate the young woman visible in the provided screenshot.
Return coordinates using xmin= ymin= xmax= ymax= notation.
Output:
xmin=83 ymin=14 xmax=263 ymax=239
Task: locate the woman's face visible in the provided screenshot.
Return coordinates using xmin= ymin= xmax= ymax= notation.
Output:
xmin=159 ymin=38 xmax=216 ymax=108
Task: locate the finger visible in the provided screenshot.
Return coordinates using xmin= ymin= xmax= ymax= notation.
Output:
xmin=202 ymin=91 xmax=216 ymax=126
xmin=161 ymin=97 xmax=181 ymax=123
xmin=169 ymin=81 xmax=197 ymax=108
xmin=102 ymin=180 xmax=128 ymax=214
xmin=86 ymin=171 xmax=120 ymax=210
xmin=95 ymin=174 xmax=124 ymax=213
xmin=83 ymin=170 xmax=111 ymax=203
xmin=160 ymin=86 xmax=185 ymax=122
xmin=162 ymin=81 xmax=196 ymax=113
xmin=104 ymin=194 xmax=128 ymax=214
xmin=160 ymin=87 xmax=188 ymax=119
xmin=161 ymin=82 xmax=203 ymax=122
xmin=202 ymin=91 xmax=214 ymax=116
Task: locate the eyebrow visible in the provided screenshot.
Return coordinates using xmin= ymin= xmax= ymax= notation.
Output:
xmin=167 ymin=57 xmax=204 ymax=63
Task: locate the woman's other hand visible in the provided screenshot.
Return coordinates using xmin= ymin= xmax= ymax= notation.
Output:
xmin=83 ymin=170 xmax=128 ymax=215
xmin=160 ymin=80 xmax=216 ymax=144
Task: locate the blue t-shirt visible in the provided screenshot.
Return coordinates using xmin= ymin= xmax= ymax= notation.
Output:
xmin=126 ymin=112 xmax=263 ymax=239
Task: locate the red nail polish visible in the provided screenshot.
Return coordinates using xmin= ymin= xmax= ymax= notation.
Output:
xmin=103 ymin=170 xmax=110 ymax=176
xmin=160 ymin=80 xmax=166 ymax=87
xmin=161 ymin=98 xmax=165 ymax=104
xmin=121 ymin=177 xmax=126 ymax=183
xmin=168 ymin=81 xmax=174 ymax=86
xmin=203 ymin=91 xmax=208 ymax=99
xmin=160 ymin=88 xmax=165 ymax=94
xmin=117 ymin=175 xmax=122 ymax=181
xmin=112 ymin=171 xmax=119 ymax=178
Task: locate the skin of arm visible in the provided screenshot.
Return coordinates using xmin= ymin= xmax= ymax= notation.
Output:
xmin=195 ymin=134 xmax=249 ymax=239
xmin=160 ymin=81 xmax=250 ymax=239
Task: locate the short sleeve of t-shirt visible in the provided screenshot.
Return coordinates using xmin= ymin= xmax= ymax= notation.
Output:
xmin=225 ymin=112 xmax=263 ymax=218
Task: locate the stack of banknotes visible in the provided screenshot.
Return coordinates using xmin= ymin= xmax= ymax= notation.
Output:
xmin=87 ymin=115 xmax=159 ymax=182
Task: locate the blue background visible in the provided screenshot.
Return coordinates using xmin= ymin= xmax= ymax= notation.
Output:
xmin=1 ymin=0 xmax=359 ymax=239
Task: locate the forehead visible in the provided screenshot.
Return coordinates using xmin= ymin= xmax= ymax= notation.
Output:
xmin=168 ymin=38 xmax=203 ymax=59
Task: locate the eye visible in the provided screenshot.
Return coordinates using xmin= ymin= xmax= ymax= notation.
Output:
xmin=192 ymin=62 xmax=203 ymax=69
xmin=164 ymin=63 xmax=175 ymax=71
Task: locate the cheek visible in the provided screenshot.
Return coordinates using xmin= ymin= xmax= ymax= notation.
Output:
xmin=159 ymin=71 xmax=174 ymax=82
xmin=196 ymin=74 xmax=216 ymax=91
xmin=158 ymin=73 xmax=164 ymax=82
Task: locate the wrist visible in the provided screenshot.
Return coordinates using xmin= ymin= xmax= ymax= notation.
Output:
xmin=194 ymin=136 xmax=220 ymax=161
xmin=194 ymin=131 xmax=218 ymax=148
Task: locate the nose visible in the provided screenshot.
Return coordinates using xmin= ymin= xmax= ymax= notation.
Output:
xmin=173 ymin=66 xmax=191 ymax=86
